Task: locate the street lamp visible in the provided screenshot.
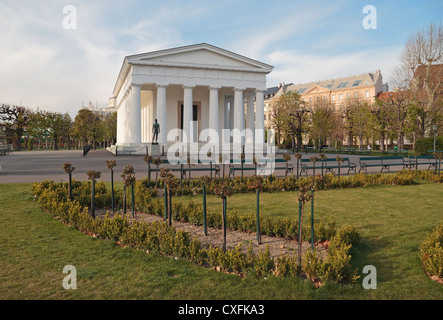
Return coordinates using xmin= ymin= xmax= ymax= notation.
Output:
xmin=433 ymin=124 xmax=438 ymax=151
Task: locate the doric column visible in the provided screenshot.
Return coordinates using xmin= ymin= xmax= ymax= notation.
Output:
xmin=246 ymin=91 xmax=255 ymax=144
xmin=156 ymin=84 xmax=167 ymax=144
xmin=129 ymin=84 xmax=142 ymax=144
xmin=209 ymin=87 xmax=220 ymax=134
xmin=141 ymin=104 xmax=146 ymax=143
xmin=255 ymin=89 xmax=265 ymax=144
xmin=228 ymin=95 xmax=234 ymax=132
xmin=116 ymin=104 xmax=124 ymax=144
xmin=223 ymin=96 xmax=230 ymax=144
xmin=233 ymin=88 xmax=245 ymax=143
xmin=183 ymin=86 xmax=194 ymax=143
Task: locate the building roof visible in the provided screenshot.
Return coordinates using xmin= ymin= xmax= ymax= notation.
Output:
xmin=264 ymin=83 xmax=293 ymax=100
xmin=283 ymin=71 xmax=382 ymax=95
xmin=112 ymin=43 xmax=274 ymax=97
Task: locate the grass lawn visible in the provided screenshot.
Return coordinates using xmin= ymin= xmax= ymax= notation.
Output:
xmin=1 ymin=181 xmax=442 ymax=300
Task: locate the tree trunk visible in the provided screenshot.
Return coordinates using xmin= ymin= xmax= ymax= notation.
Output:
xmin=380 ymin=133 xmax=385 ymax=152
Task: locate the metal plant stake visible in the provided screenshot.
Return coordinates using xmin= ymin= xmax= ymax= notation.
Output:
xmin=106 ymin=160 xmax=116 ymax=212
xmin=87 ymin=170 xmax=101 ymax=219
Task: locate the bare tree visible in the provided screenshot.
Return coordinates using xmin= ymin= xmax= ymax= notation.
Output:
xmin=393 ymin=22 xmax=443 ymax=137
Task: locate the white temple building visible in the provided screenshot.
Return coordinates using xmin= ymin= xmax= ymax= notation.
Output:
xmin=108 ymin=43 xmax=273 ymax=155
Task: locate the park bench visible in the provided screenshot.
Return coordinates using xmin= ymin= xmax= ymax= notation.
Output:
xmin=299 ymin=158 xmax=316 ymax=175
xmin=229 ymin=158 xmax=258 ymax=178
xmin=256 ymin=158 xmax=294 ymax=176
xmin=0 ymin=145 xmax=12 ymax=156
xmin=300 ymin=157 xmax=356 ymax=175
xmin=408 ymin=156 xmax=437 ymax=170
xmin=150 ymin=159 xmax=220 ymax=179
xmin=181 ymin=160 xmax=221 ymax=179
xmin=358 ymin=156 xmax=411 ymax=174
xmin=322 ymin=158 xmax=357 ymax=175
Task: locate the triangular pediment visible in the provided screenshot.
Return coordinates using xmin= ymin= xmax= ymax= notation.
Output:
xmin=127 ymin=43 xmax=273 ymax=72
xmin=305 ymin=85 xmax=330 ymax=94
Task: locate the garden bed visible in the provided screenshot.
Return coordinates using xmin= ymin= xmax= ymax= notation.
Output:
xmin=95 ymin=209 xmax=329 ymax=260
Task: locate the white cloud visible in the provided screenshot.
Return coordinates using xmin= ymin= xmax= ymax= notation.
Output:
xmin=0 ymin=1 xmax=210 ymax=116
xmin=265 ymin=46 xmax=403 ymax=88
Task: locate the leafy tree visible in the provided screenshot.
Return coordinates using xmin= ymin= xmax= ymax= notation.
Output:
xmin=310 ymin=103 xmax=335 ymax=149
xmin=27 ymin=110 xmax=48 ymax=149
xmin=370 ymin=100 xmax=394 ymax=151
xmin=0 ymin=104 xmax=31 ymax=150
xmin=277 ymin=91 xmax=310 ymax=152
xmin=45 ymin=111 xmax=72 ymax=150
xmin=72 ymin=109 xmax=102 ymax=149
xmin=377 ymin=91 xmax=414 ymax=150
xmin=103 ymin=112 xmax=117 ymax=147
xmin=269 ymin=99 xmax=286 ymax=147
xmin=346 ymin=98 xmax=372 ymax=148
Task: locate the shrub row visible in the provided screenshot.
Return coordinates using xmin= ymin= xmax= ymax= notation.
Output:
xmin=140 ymin=169 xmax=442 ymax=196
xmin=33 ymin=181 xmax=360 ymax=284
xmin=33 ymin=179 xmax=338 ymax=243
xmin=420 ymin=224 xmax=443 ymax=280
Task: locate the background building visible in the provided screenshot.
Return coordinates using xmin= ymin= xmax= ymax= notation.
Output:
xmin=265 ymin=71 xmax=388 ymax=129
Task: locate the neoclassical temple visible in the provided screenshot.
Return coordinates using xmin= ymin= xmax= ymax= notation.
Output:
xmin=109 ymin=43 xmax=273 ymax=155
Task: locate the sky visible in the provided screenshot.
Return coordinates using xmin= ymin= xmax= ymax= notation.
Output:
xmin=0 ymin=0 xmax=442 ymax=117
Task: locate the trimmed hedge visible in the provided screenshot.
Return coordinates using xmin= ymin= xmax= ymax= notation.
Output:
xmin=138 ymin=169 xmax=443 ymax=196
xmin=420 ymin=224 xmax=443 ymax=281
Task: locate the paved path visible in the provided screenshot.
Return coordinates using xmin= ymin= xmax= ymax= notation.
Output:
xmin=0 ymin=150 xmax=421 ymax=184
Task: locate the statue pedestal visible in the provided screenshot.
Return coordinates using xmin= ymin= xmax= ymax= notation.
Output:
xmin=150 ymin=144 xmax=162 ymax=157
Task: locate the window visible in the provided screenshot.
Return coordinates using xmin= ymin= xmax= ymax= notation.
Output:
xmin=352 ymin=80 xmax=361 ymax=87
xmin=332 ymin=95 xmax=335 ymax=101
xmin=323 ymin=96 xmax=327 ymax=101
xmin=337 ymin=82 xmax=349 ymax=89
xmin=298 ymin=88 xmax=307 ymax=94
xmin=327 ymin=84 xmax=333 ymax=89
xmin=354 ymin=92 xmax=358 ymax=98
xmin=339 ymin=94 xmax=343 ymax=101
xmin=346 ymin=93 xmax=350 ymax=99
xmin=365 ymin=91 xmax=370 ymax=98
